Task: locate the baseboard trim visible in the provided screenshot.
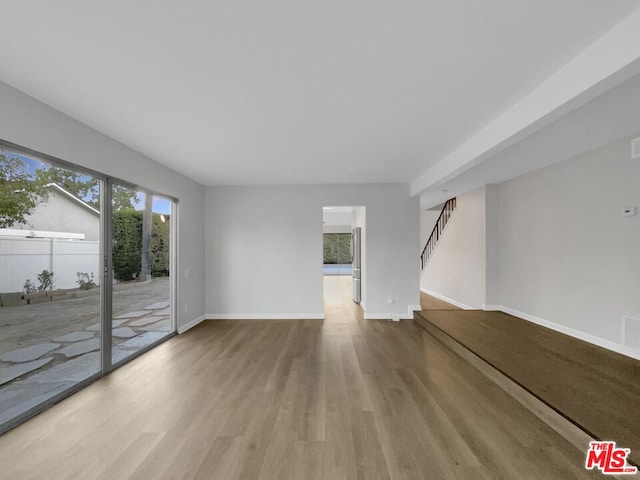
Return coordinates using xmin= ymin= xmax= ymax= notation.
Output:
xmin=206 ymin=313 xmax=325 ymax=320
xmin=482 ymin=304 xmax=502 ymax=311
xmin=364 ymin=304 xmax=422 ymax=321
xmin=364 ymin=312 xmax=415 ymax=320
xmin=498 ymin=305 xmax=640 ymax=362
xmin=178 ymin=314 xmax=206 ymax=334
xmin=420 ymin=288 xmax=474 ymax=310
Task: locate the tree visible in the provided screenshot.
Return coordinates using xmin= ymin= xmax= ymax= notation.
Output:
xmin=0 ymin=151 xmax=42 ymax=228
xmin=35 ymin=165 xmax=99 ymax=207
xmin=140 ymin=193 xmax=153 ymax=281
xmin=35 ymin=165 xmax=139 ymax=210
xmin=3 ymin=152 xmax=158 ymax=282
xmin=113 ymin=185 xmax=139 ymax=210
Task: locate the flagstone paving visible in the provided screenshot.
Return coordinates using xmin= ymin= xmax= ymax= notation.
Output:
xmin=114 ymin=310 xmax=149 ymax=319
xmin=128 ymin=316 xmax=163 ymax=327
xmin=86 ymin=319 xmax=126 ymax=331
xmin=18 ymin=352 xmax=100 ymax=385
xmin=118 ymin=331 xmax=168 ymax=349
xmin=1 ymin=278 xmax=169 ymax=355
xmin=111 ymin=348 xmax=133 ymax=365
xmin=112 ymin=327 xmax=137 ymax=338
xmin=0 ymin=343 xmax=60 ymax=363
xmin=0 ymin=278 xmax=173 ymax=426
xmin=0 ymin=358 xmax=53 ymax=386
xmin=144 ymin=301 xmax=170 ymax=310
xmin=57 ymin=338 xmax=100 ymax=358
xmin=0 ymin=381 xmax=74 ymax=426
xmin=141 ymin=319 xmax=172 ymax=331
xmin=53 ymin=331 xmax=95 ymax=343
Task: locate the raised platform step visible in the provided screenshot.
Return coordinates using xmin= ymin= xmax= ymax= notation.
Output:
xmin=414 ymin=309 xmax=640 ymax=468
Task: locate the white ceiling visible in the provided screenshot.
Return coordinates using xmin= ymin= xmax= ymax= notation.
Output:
xmin=419 ymin=72 xmax=640 ymax=209
xmin=0 ymin=1 xmax=639 ymax=187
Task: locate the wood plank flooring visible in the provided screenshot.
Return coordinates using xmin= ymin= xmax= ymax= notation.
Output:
xmin=0 ymin=279 xmax=597 ymax=479
xmin=420 ymin=291 xmax=461 ymax=311
xmin=416 ymin=308 xmax=640 ymax=466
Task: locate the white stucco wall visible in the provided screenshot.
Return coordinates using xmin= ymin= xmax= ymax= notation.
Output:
xmin=420 ymin=187 xmax=487 ymax=309
xmin=16 ymin=189 xmax=100 ymax=241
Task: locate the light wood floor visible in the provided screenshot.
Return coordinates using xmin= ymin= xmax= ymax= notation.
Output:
xmin=0 ymin=278 xmax=596 ymax=479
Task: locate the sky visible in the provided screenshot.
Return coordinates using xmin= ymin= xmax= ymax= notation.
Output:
xmin=4 ymin=150 xmax=172 ymax=214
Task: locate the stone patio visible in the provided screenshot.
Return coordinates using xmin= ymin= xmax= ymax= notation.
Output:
xmin=0 ymin=278 xmax=173 ymax=426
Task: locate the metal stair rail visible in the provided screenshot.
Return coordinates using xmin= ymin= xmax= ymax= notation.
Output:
xmin=420 ymin=197 xmax=457 ymax=270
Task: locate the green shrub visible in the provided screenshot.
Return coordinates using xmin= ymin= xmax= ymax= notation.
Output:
xmin=76 ymin=272 xmax=97 ymax=290
xmin=37 ymin=270 xmax=54 ymax=291
xmin=23 ymin=279 xmax=36 ymax=294
xmin=23 ymin=269 xmax=55 ymax=293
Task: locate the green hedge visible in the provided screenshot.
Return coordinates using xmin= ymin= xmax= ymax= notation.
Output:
xmin=112 ymin=210 xmax=170 ymax=281
xmin=151 ymin=214 xmax=170 ymax=277
xmin=323 ymin=233 xmax=351 ymax=264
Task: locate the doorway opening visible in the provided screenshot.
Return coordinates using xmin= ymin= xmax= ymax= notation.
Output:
xmin=322 ymin=206 xmax=365 ymax=310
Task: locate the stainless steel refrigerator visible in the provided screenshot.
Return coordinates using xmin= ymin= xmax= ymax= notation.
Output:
xmin=352 ymin=227 xmax=361 ymax=304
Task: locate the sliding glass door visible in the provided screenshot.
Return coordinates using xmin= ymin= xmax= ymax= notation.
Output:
xmin=323 ymin=233 xmax=352 ymax=275
xmin=110 ymin=184 xmax=174 ymax=365
xmin=0 ymin=149 xmax=102 ymax=427
xmin=0 ymin=144 xmax=177 ymax=433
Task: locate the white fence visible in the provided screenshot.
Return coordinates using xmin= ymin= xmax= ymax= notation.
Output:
xmin=0 ymin=236 xmax=99 ymax=292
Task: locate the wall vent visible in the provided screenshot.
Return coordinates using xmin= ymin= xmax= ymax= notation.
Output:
xmin=622 ymin=316 xmax=640 ymax=351
xmin=632 ymin=137 xmax=640 ymax=159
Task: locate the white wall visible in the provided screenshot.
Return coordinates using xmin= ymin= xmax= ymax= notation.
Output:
xmin=420 ymin=186 xmax=487 ymax=309
xmin=419 ymin=133 xmax=640 ymax=358
xmin=205 ymin=184 xmax=419 ymax=319
xmin=0 ymin=237 xmax=99 ymax=291
xmin=323 ymin=210 xmax=353 ymax=226
xmin=323 ymin=209 xmax=353 ymax=234
xmin=0 ymin=81 xmax=206 ymax=329
xmin=484 ymin=185 xmax=500 ymax=307
xmin=323 ymin=225 xmax=351 ymax=234
xmin=499 ymin=133 xmax=640 ymax=348
xmin=419 ymin=209 xmax=440 ymax=250
xmin=17 ymin=189 xmax=100 ymax=241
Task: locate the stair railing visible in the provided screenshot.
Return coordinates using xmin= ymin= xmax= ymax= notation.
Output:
xmin=420 ymin=197 xmax=456 ymax=270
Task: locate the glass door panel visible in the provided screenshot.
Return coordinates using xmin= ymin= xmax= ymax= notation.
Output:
xmin=322 ymin=233 xmax=352 ymax=276
xmin=0 ymin=149 xmax=101 ymax=427
xmin=336 ymin=233 xmax=352 ymax=275
xmin=111 ymin=185 xmax=173 ymax=365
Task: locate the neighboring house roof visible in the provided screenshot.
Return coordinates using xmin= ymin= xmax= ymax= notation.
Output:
xmin=44 ymin=183 xmax=100 ymax=216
